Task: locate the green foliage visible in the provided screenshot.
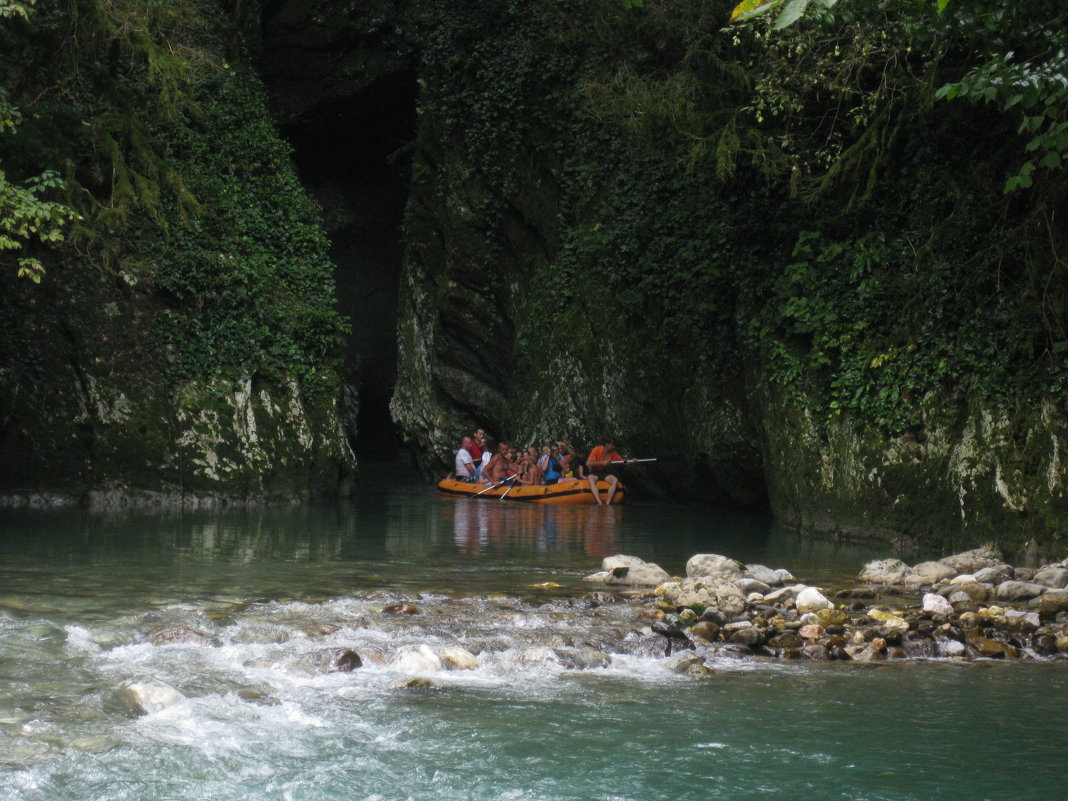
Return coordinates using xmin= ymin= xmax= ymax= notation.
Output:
xmin=937 ymin=48 xmax=1068 ymax=193
xmin=1 ymin=0 xmax=347 ymax=390
xmin=0 ymin=7 xmax=76 ymax=281
xmin=417 ymin=0 xmax=1067 ymax=444
xmin=151 ymin=69 xmax=348 ymax=389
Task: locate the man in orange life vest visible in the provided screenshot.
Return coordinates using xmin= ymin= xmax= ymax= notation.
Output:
xmin=585 ymin=440 xmax=632 ymax=505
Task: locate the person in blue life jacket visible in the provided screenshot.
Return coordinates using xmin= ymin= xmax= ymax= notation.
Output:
xmin=538 ymin=443 xmax=565 ymax=484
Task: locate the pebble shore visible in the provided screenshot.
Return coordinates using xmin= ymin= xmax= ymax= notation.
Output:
xmin=585 ymin=546 xmax=1068 ymax=666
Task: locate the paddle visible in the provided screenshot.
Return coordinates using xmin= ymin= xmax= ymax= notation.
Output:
xmin=469 ymin=474 xmax=517 ymax=498
xmin=609 ymin=458 xmax=658 ymax=464
xmin=499 ymin=479 xmax=517 ymax=501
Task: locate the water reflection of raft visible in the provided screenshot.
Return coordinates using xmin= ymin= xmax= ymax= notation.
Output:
xmin=436 ymin=477 xmax=625 ymax=505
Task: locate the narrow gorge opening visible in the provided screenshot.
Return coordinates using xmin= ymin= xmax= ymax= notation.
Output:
xmin=277 ymin=70 xmax=418 ymax=458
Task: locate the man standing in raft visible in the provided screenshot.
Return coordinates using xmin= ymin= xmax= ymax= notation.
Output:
xmin=586 ymin=440 xmax=632 ymax=505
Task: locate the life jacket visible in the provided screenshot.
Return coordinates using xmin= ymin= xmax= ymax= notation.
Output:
xmin=543 ymin=454 xmax=563 ymax=481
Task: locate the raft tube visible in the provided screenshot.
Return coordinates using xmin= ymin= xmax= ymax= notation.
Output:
xmin=436 ymin=477 xmax=625 ymax=505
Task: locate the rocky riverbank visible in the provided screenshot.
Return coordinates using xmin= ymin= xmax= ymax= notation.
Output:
xmin=584 ymin=546 xmax=1068 ymax=666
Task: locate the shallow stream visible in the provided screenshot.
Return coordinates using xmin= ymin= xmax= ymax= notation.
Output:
xmin=1 ymin=465 xmax=1065 ymax=800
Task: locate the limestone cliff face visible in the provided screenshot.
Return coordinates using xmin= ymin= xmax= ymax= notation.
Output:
xmin=753 ymin=378 xmax=1068 ymax=552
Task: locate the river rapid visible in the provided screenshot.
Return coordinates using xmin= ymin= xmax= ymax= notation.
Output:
xmin=1 ymin=465 xmax=1066 ymax=801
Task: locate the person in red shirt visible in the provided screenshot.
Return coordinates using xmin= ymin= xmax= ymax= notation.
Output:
xmin=586 ymin=440 xmax=631 ymax=505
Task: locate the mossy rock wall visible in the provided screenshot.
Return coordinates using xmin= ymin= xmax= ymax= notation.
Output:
xmin=388 ymin=0 xmax=1068 ymax=549
xmin=0 ymin=1 xmax=355 ymax=506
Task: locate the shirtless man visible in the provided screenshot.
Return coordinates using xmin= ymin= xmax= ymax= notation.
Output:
xmin=482 ymin=441 xmax=513 ymax=486
xmin=586 ymin=440 xmax=631 ymax=505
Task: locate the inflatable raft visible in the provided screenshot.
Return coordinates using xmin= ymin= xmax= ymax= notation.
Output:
xmin=436 ymin=477 xmax=625 ymax=505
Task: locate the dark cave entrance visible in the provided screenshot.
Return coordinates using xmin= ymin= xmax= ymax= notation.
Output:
xmin=278 ymin=70 xmax=418 ymax=458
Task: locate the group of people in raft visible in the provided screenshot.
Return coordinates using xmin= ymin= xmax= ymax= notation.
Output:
xmin=452 ymin=427 xmax=633 ymax=506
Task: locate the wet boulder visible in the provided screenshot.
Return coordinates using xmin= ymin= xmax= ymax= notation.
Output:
xmin=555 ymin=647 xmax=612 ymax=670
xmin=1032 ymin=568 xmax=1068 ymax=589
xmin=922 ymin=593 xmax=954 ymax=617
xmin=995 ymin=581 xmax=1047 ymax=602
xmin=621 ymin=633 xmax=671 ymax=658
xmin=382 ymin=603 xmax=420 ymax=615
xmin=315 ymin=648 xmax=362 ymax=672
xmin=973 ymin=565 xmax=1014 ymax=585
xmin=143 ymin=626 xmax=214 ymax=647
xmin=656 ymin=579 xmax=747 ymax=615
xmin=907 ymin=562 xmax=959 ymax=585
xmin=735 ymin=577 xmax=772 ymax=596
xmin=744 ymin=564 xmax=795 ymax=587
xmin=1034 ymin=591 xmax=1068 ymax=618
xmin=686 ymin=554 xmax=745 ymax=582
xmin=940 ymin=581 xmax=992 ymax=603
xmin=112 ymin=678 xmax=184 ymax=716
xmin=939 ymin=546 xmax=1003 ymax=574
xmin=689 ymin=621 xmax=721 ymax=642
xmin=390 ymin=644 xmax=442 ymax=673
xmin=438 ymin=646 xmax=478 ymax=670
xmin=602 ymin=555 xmax=671 ymax=587
xmin=795 ymin=587 xmax=833 ymax=613
xmin=860 ymin=559 xmax=914 ymax=585
xmin=768 ymin=631 xmax=803 ymax=650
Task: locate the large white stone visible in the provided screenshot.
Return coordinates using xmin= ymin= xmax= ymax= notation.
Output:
xmin=604 ymin=558 xmax=670 ymax=587
xmin=686 ymin=554 xmax=745 ymax=582
xmin=438 ymin=646 xmax=478 ymax=670
xmin=795 ymin=587 xmax=833 ymax=613
xmin=115 ymin=678 xmax=184 ymax=715
xmin=390 ymin=644 xmax=442 ymax=674
xmin=922 ymin=593 xmax=954 ymax=616
xmin=859 ymin=559 xmax=914 ymax=585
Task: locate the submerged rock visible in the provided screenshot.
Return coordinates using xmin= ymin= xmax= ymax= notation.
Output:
xmin=143 ymin=626 xmax=214 ymax=647
xmin=382 ymin=603 xmax=420 ymax=615
xmin=315 ymin=648 xmax=362 ymax=672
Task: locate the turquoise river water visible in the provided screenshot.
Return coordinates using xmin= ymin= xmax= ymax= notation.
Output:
xmin=1 ymin=465 xmax=1066 ymax=801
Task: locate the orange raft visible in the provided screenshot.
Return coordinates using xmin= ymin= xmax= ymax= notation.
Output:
xmin=436 ymin=477 xmax=625 ymax=505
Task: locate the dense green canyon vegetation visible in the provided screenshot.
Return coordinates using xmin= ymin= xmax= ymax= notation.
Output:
xmin=1 ymin=0 xmax=1065 ymax=553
